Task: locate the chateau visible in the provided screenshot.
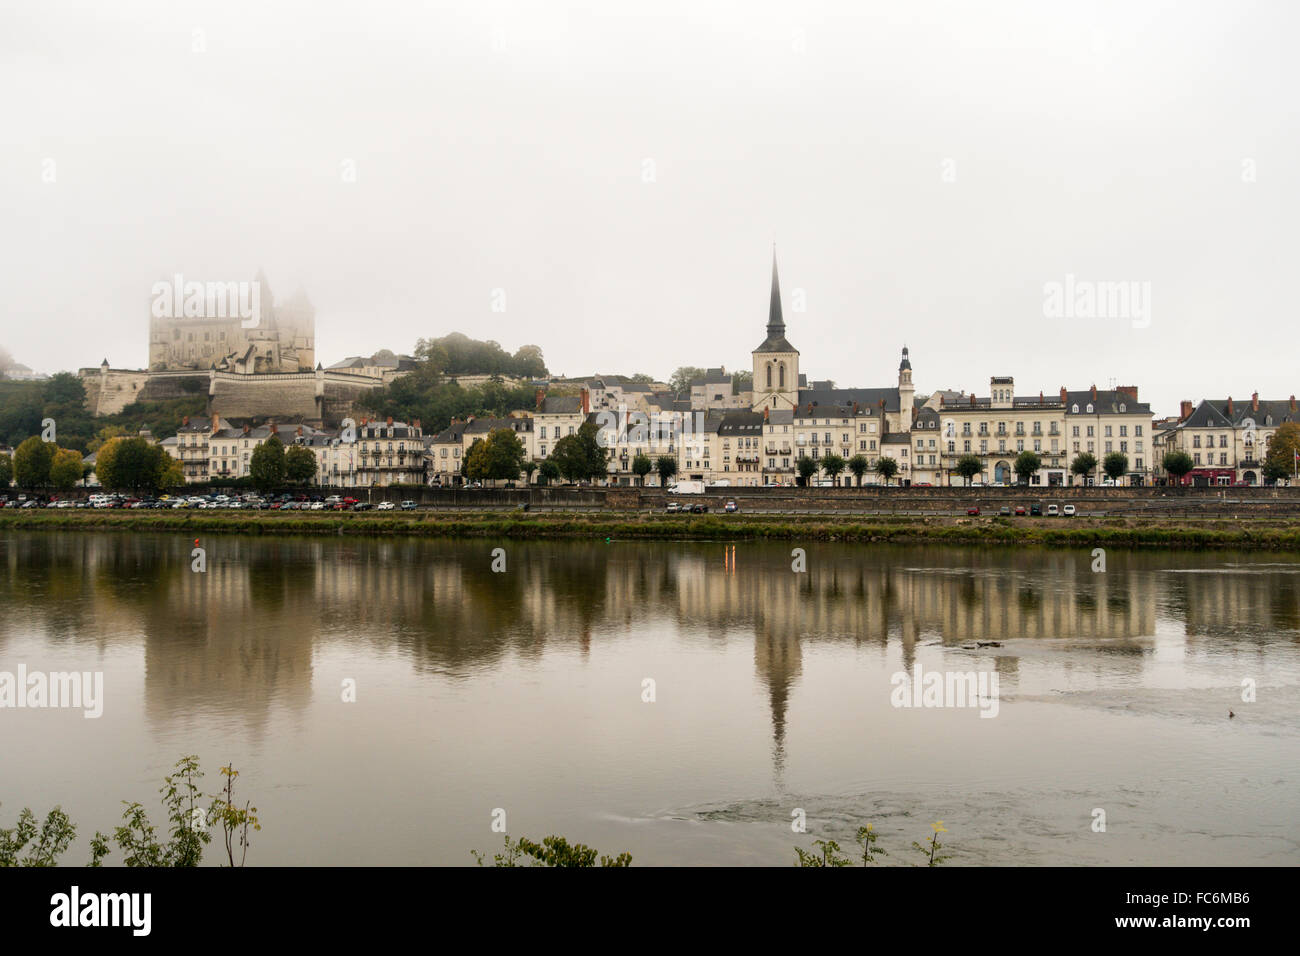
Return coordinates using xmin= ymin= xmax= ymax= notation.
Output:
xmin=148 ymin=271 xmax=315 ymax=373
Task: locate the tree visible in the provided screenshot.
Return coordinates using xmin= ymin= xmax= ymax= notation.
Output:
xmin=1162 ymin=450 xmax=1194 ymax=484
xmin=655 ymin=455 xmax=677 ymax=487
xmin=86 ymin=425 xmax=128 ymax=455
xmin=955 ymin=453 xmax=982 ymax=487
xmin=158 ymin=456 xmax=184 ymax=491
xmin=632 ymin=453 xmax=652 ymax=486
xmin=796 ymin=456 xmax=817 ymax=486
xmin=1070 ymin=452 xmax=1098 ymax=485
xmin=0 ymin=452 xmax=11 ymax=489
xmin=847 ymin=454 xmax=869 ymax=487
xmin=1013 ymin=450 xmax=1042 ymax=486
xmin=1263 ymin=422 xmax=1300 ymax=483
xmin=522 ymin=461 xmax=537 ymax=485
xmin=94 ymin=437 xmax=173 ymax=493
xmin=49 ymin=448 xmax=84 ymax=490
xmin=43 ymin=372 xmax=85 ymax=407
xmin=1102 ymin=452 xmax=1128 ymax=483
xmin=249 ymin=435 xmax=286 ymax=491
xmin=821 ymin=454 xmax=846 ymax=486
xmin=668 ymin=367 xmax=706 ymax=395
xmin=875 ymin=456 xmax=899 ymax=485
xmin=538 ymin=459 xmax=560 ymax=486
xmin=13 ymin=436 xmax=54 ymax=489
xmin=731 ymin=370 xmax=752 ymax=395
xmin=467 ymin=428 xmax=527 ymax=483
xmin=550 ymin=421 xmax=607 ymax=483
xmin=284 ymin=444 xmax=317 ymax=484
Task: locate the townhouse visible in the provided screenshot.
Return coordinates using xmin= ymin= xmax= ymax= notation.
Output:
xmin=1160 ymin=393 xmax=1299 ymax=485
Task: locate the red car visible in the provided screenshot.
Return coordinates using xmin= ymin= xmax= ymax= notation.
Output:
xmin=1014 ymin=505 xmax=1027 ymax=516
xmin=967 ymin=506 xmax=980 ymax=516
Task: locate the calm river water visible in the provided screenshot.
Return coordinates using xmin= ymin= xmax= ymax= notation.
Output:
xmin=1 ymin=531 xmax=1297 ymax=865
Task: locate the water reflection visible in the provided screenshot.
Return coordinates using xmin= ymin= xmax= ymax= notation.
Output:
xmin=4 ymin=533 xmax=1299 ymax=752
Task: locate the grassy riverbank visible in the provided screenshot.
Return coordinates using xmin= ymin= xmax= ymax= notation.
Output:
xmin=2 ymin=509 xmax=1299 ymax=550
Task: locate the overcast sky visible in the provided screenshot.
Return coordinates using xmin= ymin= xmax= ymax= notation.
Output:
xmin=3 ymin=0 xmax=1296 ymax=414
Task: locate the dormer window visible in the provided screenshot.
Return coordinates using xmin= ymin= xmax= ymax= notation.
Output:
xmin=1086 ymin=403 xmax=1094 ymax=413
xmin=1071 ymin=404 xmax=1079 ymax=413
xmin=1119 ymin=403 xmax=1126 ymax=413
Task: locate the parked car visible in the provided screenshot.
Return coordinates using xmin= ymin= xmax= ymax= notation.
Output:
xmin=324 ymin=495 xmax=342 ymax=505
xmin=1014 ymin=505 xmax=1027 ymax=516
xmin=998 ymin=505 xmax=1011 ymax=516
xmin=352 ymin=502 xmax=373 ymax=511
xmin=666 ymin=502 xmax=681 ymax=513
xmin=1046 ymin=504 xmax=1059 ymax=517
xmin=400 ymin=501 xmax=418 ymax=511
xmin=1030 ymin=503 xmax=1042 ymax=516
xmin=724 ymin=500 xmax=738 ymax=513
xmin=1063 ymin=504 xmax=1077 ymax=517
xmin=689 ymin=503 xmax=708 ymax=514
xmin=376 ymin=501 xmax=396 ymax=511
xmin=310 ymin=501 xmax=326 ymax=511
xmin=967 ymin=506 xmax=980 ymax=516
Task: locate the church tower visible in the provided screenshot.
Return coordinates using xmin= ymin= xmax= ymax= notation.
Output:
xmin=751 ymin=251 xmax=800 ymax=412
xmin=898 ymin=345 xmax=915 ymax=428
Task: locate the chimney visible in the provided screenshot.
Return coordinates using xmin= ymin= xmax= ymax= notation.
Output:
xmin=1179 ymin=400 xmax=1193 ymax=421
xmin=211 ymin=413 xmax=220 ymax=432
xmin=1291 ymin=395 xmax=1297 ymax=413
xmin=242 ymin=424 xmax=250 ymax=435
xmin=938 ymin=395 xmax=944 ymax=407
xmin=763 ymin=406 xmax=769 ymax=422
xmin=580 ymin=387 xmax=590 ymax=414
xmin=535 ymin=388 xmax=545 ymax=411
xmin=1090 ymin=384 xmax=1097 ymax=401
xmin=1038 ymin=391 xmax=1043 ymax=405
xmin=386 ymin=416 xmax=393 ymax=426
xmin=1227 ymin=396 xmax=1234 ymax=417
xmin=970 ymin=394 xmax=976 ymax=407
xmin=1118 ymin=385 xmax=1138 ymax=402
xmin=182 ymin=416 xmax=189 ymax=426
xmin=1060 ymin=387 xmax=1067 ymax=404
xmin=413 ymin=418 xmax=421 ymax=431
xmin=1252 ymin=391 xmax=1259 ymax=412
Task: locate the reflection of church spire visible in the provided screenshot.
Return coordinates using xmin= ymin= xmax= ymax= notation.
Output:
xmin=754 ymin=620 xmax=802 ymax=784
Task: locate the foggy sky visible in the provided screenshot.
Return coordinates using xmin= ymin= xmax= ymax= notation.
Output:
xmin=3 ymin=0 xmax=1297 ymax=414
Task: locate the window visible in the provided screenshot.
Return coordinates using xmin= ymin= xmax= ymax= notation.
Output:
xmin=1071 ymin=404 xmax=1079 ymax=413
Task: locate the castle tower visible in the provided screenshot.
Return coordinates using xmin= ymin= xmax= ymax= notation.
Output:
xmin=751 ymin=251 xmax=800 ymax=411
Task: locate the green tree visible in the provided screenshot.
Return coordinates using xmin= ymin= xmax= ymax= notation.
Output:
xmin=550 ymin=421 xmax=607 ymax=483
xmin=655 ymin=455 xmax=678 ymax=487
xmin=13 ymin=436 xmax=55 ymax=489
xmin=874 ymin=456 xmax=899 ymax=485
xmin=249 ymin=435 xmax=286 ymax=491
xmin=847 ymin=454 xmax=869 ymax=487
xmin=94 ymin=437 xmax=173 ymax=493
xmin=821 ymin=453 xmax=846 ymax=486
xmin=538 ymin=459 xmax=560 ymax=486
xmin=632 ymin=453 xmax=652 ymax=486
xmin=86 ymin=424 xmax=128 ymax=455
xmin=467 ymin=428 xmax=527 ymax=483
xmin=955 ymin=453 xmax=982 ymax=486
xmin=1102 ymin=451 xmax=1128 ymax=483
xmin=1162 ymin=450 xmax=1194 ymax=483
xmin=0 ymin=452 xmax=11 ymax=489
xmin=49 ymin=448 xmax=84 ymax=490
xmin=796 ymin=455 xmax=817 ymax=486
xmin=284 ymin=444 xmax=317 ymax=484
xmin=1070 ymin=452 xmax=1098 ymax=485
xmin=1263 ymin=421 xmax=1300 ymax=482
xmin=522 ymin=460 xmax=538 ymax=485
xmin=1014 ymin=450 xmax=1042 ymax=486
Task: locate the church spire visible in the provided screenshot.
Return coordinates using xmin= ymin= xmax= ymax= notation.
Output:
xmin=768 ymin=248 xmax=784 ymax=336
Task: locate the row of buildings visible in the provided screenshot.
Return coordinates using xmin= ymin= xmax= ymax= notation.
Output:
xmin=150 ymin=255 xmax=1296 ymax=489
